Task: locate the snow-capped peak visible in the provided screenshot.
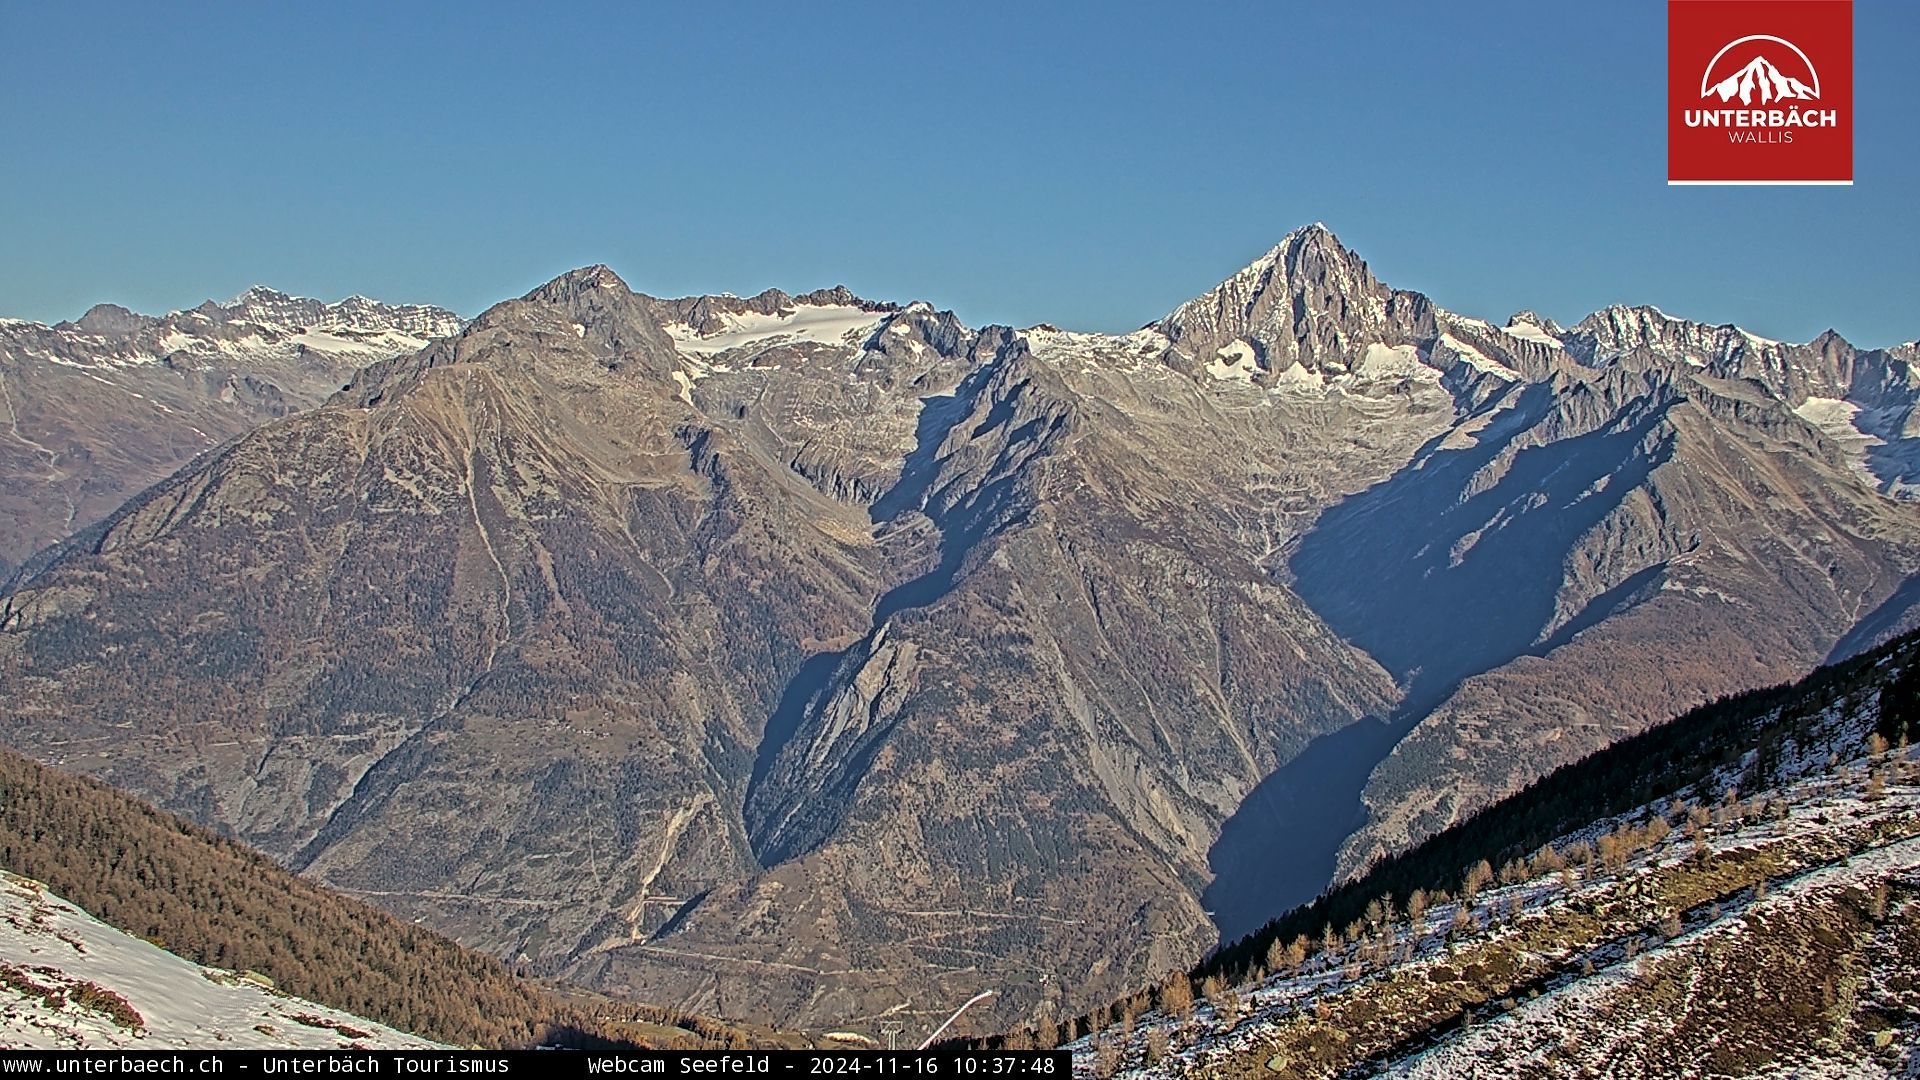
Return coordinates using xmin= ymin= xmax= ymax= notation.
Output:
xmin=225 ymin=284 xmax=294 ymax=308
xmin=1503 ymin=311 xmax=1563 ymax=346
xmin=1240 ymin=223 xmax=1361 ymax=287
xmin=206 ymin=287 xmax=462 ymax=339
xmin=1154 ymin=223 xmax=1406 ymax=378
xmin=1161 ymin=226 xmax=1377 ymax=335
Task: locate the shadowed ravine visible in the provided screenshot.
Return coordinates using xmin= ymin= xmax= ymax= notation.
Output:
xmin=1202 ymin=711 xmax=1412 ymax=945
xmin=742 ymin=362 xmax=1011 ymax=868
xmin=1203 ymin=388 xmax=1678 ymax=948
xmin=1826 ymin=572 xmax=1920 ymax=664
xmin=739 ymin=533 xmax=977 ymax=867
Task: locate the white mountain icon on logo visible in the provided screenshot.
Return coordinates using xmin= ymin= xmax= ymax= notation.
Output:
xmin=1700 ymin=36 xmax=1821 ymax=105
xmin=1707 ymin=56 xmax=1817 ymax=104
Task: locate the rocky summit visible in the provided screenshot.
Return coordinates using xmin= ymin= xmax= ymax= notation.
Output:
xmin=2 ymin=225 xmax=1918 ymax=1035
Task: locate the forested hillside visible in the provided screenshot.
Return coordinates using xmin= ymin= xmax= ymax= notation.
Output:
xmin=0 ymin=747 xmax=793 ymax=1050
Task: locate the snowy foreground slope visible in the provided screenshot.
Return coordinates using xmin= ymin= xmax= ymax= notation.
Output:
xmin=0 ymin=870 xmax=441 ymax=1049
xmin=1066 ymin=667 xmax=1920 ymax=1078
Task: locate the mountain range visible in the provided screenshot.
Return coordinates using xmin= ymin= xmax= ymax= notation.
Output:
xmin=0 ymin=288 xmax=461 ymax=580
xmin=2 ymin=224 xmax=1917 ymax=1036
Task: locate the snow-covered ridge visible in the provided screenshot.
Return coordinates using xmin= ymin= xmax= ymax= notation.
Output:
xmin=1060 ymin=638 xmax=1918 ymax=1078
xmin=214 ymin=286 xmax=463 ymax=338
xmin=1501 ymin=313 xmax=1561 ymax=347
xmin=1567 ymin=303 xmax=1797 ymax=369
xmin=1433 ymin=332 xmax=1521 ymax=381
xmin=1015 ymin=326 xmax=1170 ymax=379
xmin=1392 ymin=830 xmax=1920 ymax=1078
xmin=664 ymin=302 xmax=887 ymax=357
xmin=1 ymin=288 xmax=462 ymax=371
xmin=0 ymin=870 xmax=441 ymax=1049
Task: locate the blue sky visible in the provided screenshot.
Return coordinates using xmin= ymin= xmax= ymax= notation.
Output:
xmin=2 ymin=1 xmax=1915 ymax=345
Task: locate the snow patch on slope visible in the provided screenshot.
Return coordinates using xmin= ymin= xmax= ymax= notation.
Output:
xmin=1271 ymin=361 xmax=1326 ymax=390
xmin=1354 ymin=343 xmax=1436 ymax=381
xmin=1436 ymin=333 xmax=1521 ymax=381
xmin=1503 ymin=318 xmax=1560 ymax=347
xmin=665 ymin=304 xmax=883 ymax=356
xmin=1205 ymin=340 xmax=1260 ymax=383
xmin=1795 ymin=396 xmax=1870 ymax=443
xmin=1794 ymin=396 xmax=1885 ymax=487
xmin=286 ymin=327 xmax=442 ymax=357
xmin=1019 ymin=326 xmax=1170 ymax=377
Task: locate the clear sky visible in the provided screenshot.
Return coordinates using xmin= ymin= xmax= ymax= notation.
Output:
xmin=3 ymin=1 xmax=1915 ymax=346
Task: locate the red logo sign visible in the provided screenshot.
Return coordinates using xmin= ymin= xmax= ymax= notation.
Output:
xmin=1668 ymin=0 xmax=1853 ymax=185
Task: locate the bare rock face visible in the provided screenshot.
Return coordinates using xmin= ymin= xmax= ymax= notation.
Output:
xmin=2 ymin=226 xmax=1918 ymax=1038
xmin=1156 ymin=224 xmax=1437 ymax=383
xmin=0 ymin=289 xmax=461 ymax=579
